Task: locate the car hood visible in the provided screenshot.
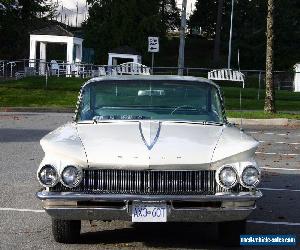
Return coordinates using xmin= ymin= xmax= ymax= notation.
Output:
xmin=76 ymin=121 xmax=222 ymax=170
xmin=41 ymin=121 xmax=259 ymax=170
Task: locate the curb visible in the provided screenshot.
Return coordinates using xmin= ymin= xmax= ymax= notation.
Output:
xmin=0 ymin=107 xmax=74 ymax=113
xmin=228 ymin=118 xmax=300 ymax=126
xmin=0 ymin=107 xmax=299 ymax=126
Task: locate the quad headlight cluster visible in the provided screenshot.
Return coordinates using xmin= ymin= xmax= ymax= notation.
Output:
xmin=216 ymin=164 xmax=260 ymax=189
xmin=241 ymin=166 xmax=260 ymax=187
xmin=37 ymin=165 xmax=82 ymax=188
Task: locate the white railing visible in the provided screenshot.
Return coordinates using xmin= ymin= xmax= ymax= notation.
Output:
xmin=4 ymin=60 xmax=151 ymax=79
xmin=208 ymin=69 xmax=245 ymax=88
xmin=114 ymin=62 xmax=151 ymax=76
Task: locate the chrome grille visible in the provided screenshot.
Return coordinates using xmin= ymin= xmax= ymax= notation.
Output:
xmin=51 ymin=169 xmax=247 ymax=194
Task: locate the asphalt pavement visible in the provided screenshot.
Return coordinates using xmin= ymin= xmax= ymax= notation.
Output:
xmin=0 ymin=112 xmax=299 ymax=250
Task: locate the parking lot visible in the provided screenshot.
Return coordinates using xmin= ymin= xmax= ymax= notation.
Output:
xmin=0 ymin=112 xmax=299 ymax=249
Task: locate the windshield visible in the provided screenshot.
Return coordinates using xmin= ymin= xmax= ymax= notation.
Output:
xmin=77 ymin=80 xmax=225 ymax=123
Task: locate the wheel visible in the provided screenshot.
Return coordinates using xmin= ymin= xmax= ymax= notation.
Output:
xmin=218 ymin=220 xmax=246 ymax=247
xmin=52 ymin=219 xmax=81 ymax=243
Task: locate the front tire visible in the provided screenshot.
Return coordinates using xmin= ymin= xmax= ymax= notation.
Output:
xmin=218 ymin=220 xmax=246 ymax=247
xmin=52 ymin=219 xmax=81 ymax=243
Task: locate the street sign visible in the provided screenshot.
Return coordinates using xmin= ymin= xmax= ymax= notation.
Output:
xmin=148 ymin=37 xmax=159 ymax=53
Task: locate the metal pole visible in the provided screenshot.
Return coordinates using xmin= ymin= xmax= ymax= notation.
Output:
xmin=178 ymin=0 xmax=187 ymax=76
xmin=151 ymin=53 xmax=155 ymax=75
xmin=228 ymin=0 xmax=234 ymax=69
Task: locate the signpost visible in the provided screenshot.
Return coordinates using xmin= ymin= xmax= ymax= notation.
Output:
xmin=148 ymin=37 xmax=159 ymax=73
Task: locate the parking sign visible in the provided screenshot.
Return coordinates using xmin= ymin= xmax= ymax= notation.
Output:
xmin=148 ymin=37 xmax=159 ymax=53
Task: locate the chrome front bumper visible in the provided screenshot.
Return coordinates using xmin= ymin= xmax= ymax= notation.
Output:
xmin=36 ymin=191 xmax=262 ymax=222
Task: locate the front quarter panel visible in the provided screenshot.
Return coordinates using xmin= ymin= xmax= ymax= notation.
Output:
xmin=39 ymin=122 xmax=88 ymax=172
xmin=211 ymin=126 xmax=259 ymax=167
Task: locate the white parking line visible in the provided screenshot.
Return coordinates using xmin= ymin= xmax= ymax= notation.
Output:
xmin=260 ymin=187 xmax=300 ymax=192
xmin=261 ymin=166 xmax=300 ymax=171
xmin=256 ymin=152 xmax=276 ymax=155
xmin=259 ymin=140 xmax=300 ymax=145
xmin=0 ymin=208 xmax=45 ymax=213
xmin=256 ymin=152 xmax=300 ymax=156
xmin=247 ymin=220 xmax=300 ymax=226
xmin=248 ymin=132 xmax=293 ymax=136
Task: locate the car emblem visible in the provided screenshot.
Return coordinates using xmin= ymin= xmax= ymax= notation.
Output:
xmin=139 ymin=121 xmax=161 ymax=150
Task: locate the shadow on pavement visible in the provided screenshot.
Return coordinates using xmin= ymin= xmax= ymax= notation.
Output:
xmin=79 ymin=223 xmax=224 ymax=249
xmin=0 ymin=128 xmax=50 ymax=142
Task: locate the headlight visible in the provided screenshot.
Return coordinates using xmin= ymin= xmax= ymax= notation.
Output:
xmin=218 ymin=165 xmax=238 ymax=188
xmin=61 ymin=165 xmax=82 ymax=188
xmin=241 ymin=166 xmax=260 ymax=187
xmin=38 ymin=165 xmax=58 ymax=187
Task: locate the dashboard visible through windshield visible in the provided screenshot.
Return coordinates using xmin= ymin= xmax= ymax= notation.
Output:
xmin=77 ymin=80 xmax=225 ymax=123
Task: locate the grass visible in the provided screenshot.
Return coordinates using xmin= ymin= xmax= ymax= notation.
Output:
xmin=0 ymin=77 xmax=85 ymax=108
xmin=0 ymin=76 xmax=300 ymax=119
xmin=226 ymin=111 xmax=300 ymax=120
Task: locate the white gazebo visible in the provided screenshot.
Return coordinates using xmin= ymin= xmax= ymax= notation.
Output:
xmin=294 ymin=63 xmax=300 ymax=92
xmin=108 ymin=46 xmax=141 ymax=66
xmin=29 ymin=25 xmax=83 ymax=76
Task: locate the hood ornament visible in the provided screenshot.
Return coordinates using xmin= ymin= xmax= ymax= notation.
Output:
xmin=139 ymin=121 xmax=161 ymax=150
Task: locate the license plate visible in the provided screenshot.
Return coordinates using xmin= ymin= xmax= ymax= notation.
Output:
xmin=132 ymin=202 xmax=167 ymax=222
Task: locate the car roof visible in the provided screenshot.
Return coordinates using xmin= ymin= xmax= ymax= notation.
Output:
xmin=81 ymin=75 xmax=220 ymax=90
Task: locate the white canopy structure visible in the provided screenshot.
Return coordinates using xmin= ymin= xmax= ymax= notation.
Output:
xmin=294 ymin=63 xmax=300 ymax=92
xmin=108 ymin=46 xmax=141 ymax=66
xmin=29 ymin=25 xmax=83 ymax=76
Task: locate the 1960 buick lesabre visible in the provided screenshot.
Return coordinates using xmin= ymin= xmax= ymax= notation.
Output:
xmin=36 ymin=75 xmax=262 ymax=245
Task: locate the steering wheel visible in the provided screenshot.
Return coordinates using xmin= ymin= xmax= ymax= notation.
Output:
xmin=170 ymin=105 xmax=198 ymax=115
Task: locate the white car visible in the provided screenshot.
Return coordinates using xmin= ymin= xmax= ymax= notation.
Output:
xmin=36 ymin=75 xmax=262 ymax=245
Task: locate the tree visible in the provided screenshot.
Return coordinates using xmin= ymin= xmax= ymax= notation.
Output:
xmin=189 ymin=0 xmax=218 ymax=39
xmin=213 ymin=0 xmax=224 ymax=65
xmin=264 ymin=0 xmax=275 ymax=113
xmin=273 ymin=0 xmax=300 ymax=69
xmin=160 ymin=0 xmax=180 ymax=33
xmin=83 ymin=0 xmax=179 ymax=64
xmin=0 ymin=0 xmax=54 ymax=59
xmin=189 ymin=0 xmax=299 ymax=70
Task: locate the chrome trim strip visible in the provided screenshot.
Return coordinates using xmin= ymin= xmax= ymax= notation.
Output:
xmin=138 ymin=121 xmax=161 ymax=150
xmin=43 ymin=204 xmax=255 ymax=222
xmin=37 ymin=190 xmax=262 ymax=202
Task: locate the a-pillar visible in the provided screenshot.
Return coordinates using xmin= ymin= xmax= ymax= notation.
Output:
xmin=29 ymin=37 xmax=37 ymax=68
xmin=66 ymin=39 xmax=74 ymax=77
xmin=39 ymin=42 xmax=47 ymax=75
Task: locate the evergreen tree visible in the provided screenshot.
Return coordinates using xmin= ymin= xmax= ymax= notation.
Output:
xmin=189 ymin=0 xmax=218 ymax=38
xmin=213 ymin=0 xmax=224 ymax=65
xmin=83 ymin=0 xmax=179 ymax=64
xmin=0 ymin=0 xmax=54 ymax=59
xmin=189 ymin=0 xmax=299 ymax=70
